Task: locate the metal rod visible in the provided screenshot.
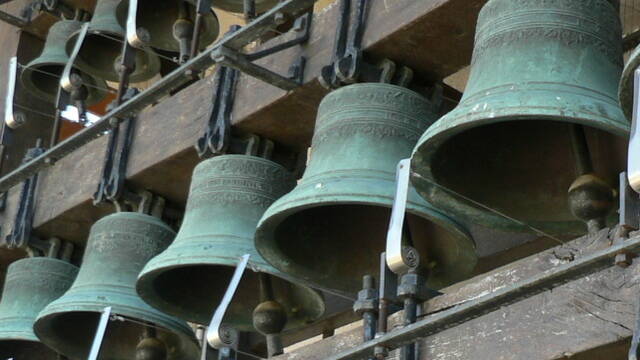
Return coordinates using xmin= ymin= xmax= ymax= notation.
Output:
xmin=259 ymin=273 xmax=275 ymax=302
xmin=49 ymin=109 xmax=63 ymax=148
xmin=400 ymin=297 xmax=417 ymax=360
xmin=569 ymin=124 xmax=594 ymax=176
xmin=0 ymin=10 xmax=27 ymax=28
xmin=326 ymin=235 xmax=640 ymax=360
xmin=0 ymin=0 xmax=317 ymax=193
xmin=213 ymin=46 xmax=299 ymax=90
xmin=190 ymin=13 xmax=204 ymax=59
xmin=244 ymin=0 xmax=256 ymax=21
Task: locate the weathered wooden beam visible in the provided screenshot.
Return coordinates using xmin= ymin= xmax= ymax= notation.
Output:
xmin=272 ymin=229 xmax=640 ymax=360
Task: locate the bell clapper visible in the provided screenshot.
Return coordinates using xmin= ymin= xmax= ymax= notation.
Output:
xmin=173 ymin=1 xmax=194 ymax=64
xmin=253 ymin=273 xmax=287 ymax=358
xmin=567 ymin=124 xmax=616 ymax=234
xmin=135 ymin=325 xmax=168 ymax=360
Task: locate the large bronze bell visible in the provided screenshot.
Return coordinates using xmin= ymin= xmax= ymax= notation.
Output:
xmin=411 ymin=0 xmax=628 ymax=236
xmin=0 ymin=257 xmax=77 ymax=360
xmin=115 ymin=0 xmax=219 ymax=53
xmin=66 ymin=0 xmax=160 ymax=82
xmin=34 ymin=213 xmax=199 ymax=360
xmin=21 ymin=20 xmax=108 ymax=106
xmin=255 ymin=84 xmax=477 ymax=297
xmin=137 ymin=155 xmax=325 ymax=333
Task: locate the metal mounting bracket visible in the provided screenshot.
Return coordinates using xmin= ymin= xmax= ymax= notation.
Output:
xmin=93 ymin=88 xmax=140 ymax=206
xmin=319 ymin=0 xmax=413 ymax=89
xmin=628 ymin=68 xmax=640 ymax=193
xmin=5 ymin=140 xmax=45 ymax=250
xmin=211 ymin=11 xmax=313 ymax=91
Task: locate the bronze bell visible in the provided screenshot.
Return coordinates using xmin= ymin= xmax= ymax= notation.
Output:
xmin=34 ymin=213 xmax=199 ymax=360
xmin=411 ymin=0 xmax=628 ymax=237
xmin=255 ymin=83 xmax=477 ymax=297
xmin=136 ymin=155 xmax=325 ymax=336
xmin=21 ymin=19 xmax=108 ymax=106
xmin=115 ymin=0 xmax=220 ymax=53
xmin=66 ymin=0 xmax=161 ymax=83
xmin=0 ymin=257 xmax=78 ymax=360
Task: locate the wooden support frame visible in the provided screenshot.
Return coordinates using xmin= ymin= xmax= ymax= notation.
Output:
xmin=274 ymin=229 xmax=639 ymax=360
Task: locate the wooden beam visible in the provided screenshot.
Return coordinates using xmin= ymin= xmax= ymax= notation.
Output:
xmin=272 ymin=229 xmax=640 ymax=359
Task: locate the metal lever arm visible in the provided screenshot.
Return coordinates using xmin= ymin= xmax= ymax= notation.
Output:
xmin=207 ymin=254 xmax=250 ymax=349
xmin=385 ymin=159 xmax=419 ymax=275
xmin=5 ymin=57 xmax=25 ymax=129
xmin=629 ymin=68 xmax=640 ymax=193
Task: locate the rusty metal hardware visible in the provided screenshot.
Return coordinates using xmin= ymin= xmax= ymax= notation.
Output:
xmin=92 ymin=88 xmax=139 ymax=206
xmin=354 ymin=275 xmax=378 ymax=360
xmin=212 ymin=11 xmax=313 ymax=91
xmin=318 ymin=0 xmax=413 ymax=90
xmin=5 ymin=140 xmax=44 ymax=250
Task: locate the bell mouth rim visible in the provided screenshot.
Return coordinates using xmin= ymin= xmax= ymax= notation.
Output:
xmin=0 ymin=338 xmax=59 ymax=357
xmin=619 ymin=45 xmax=640 ymax=121
xmin=255 ymin=192 xmax=477 ymax=297
xmin=34 ymin=308 xmax=197 ymax=359
xmin=411 ymin=111 xmax=628 ymax=235
xmin=136 ymin=261 xmax=325 ymax=330
xmin=20 ymin=61 xmax=108 ymax=106
xmin=65 ymin=29 xmax=161 ymax=83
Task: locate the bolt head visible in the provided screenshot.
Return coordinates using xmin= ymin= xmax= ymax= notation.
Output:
xmin=615 ymin=253 xmax=633 ymax=268
xmin=274 ymin=12 xmax=287 ymax=25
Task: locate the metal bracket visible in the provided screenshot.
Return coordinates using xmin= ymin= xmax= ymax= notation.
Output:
xmin=5 ymin=57 xmax=26 ymax=129
xmin=191 ymin=0 xmax=213 ymax=60
xmin=88 ymin=306 xmax=112 ymax=360
xmin=386 ymin=159 xmax=420 ymax=275
xmin=93 ymin=88 xmax=140 ymax=206
xmin=319 ymin=0 xmax=413 ymax=89
xmin=126 ymin=0 xmax=151 ymax=49
xmin=207 ymin=254 xmax=250 ymax=350
xmin=630 ymin=68 xmax=640 ymax=193
xmin=5 ymin=140 xmax=45 ymax=250
xmin=211 ymin=11 xmax=313 ymax=91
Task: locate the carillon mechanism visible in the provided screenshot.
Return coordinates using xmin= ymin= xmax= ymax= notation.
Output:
xmin=21 ymin=19 xmax=107 ymax=106
xmin=136 ymin=155 xmax=325 ymax=354
xmin=255 ymin=83 xmax=476 ymax=297
xmin=34 ymin=213 xmax=200 ymax=360
xmin=411 ymin=0 xmax=627 ymax=237
xmin=0 ymin=249 xmax=78 ymax=360
xmin=66 ymin=0 xmax=160 ymax=82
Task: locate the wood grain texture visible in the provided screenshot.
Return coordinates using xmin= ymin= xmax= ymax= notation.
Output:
xmin=273 ymin=229 xmax=639 ymax=360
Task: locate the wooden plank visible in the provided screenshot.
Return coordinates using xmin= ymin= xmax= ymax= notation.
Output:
xmin=271 ymin=229 xmax=640 ymax=360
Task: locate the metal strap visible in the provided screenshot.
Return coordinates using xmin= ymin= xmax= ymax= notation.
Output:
xmin=629 ymin=68 xmax=640 ymax=193
xmin=385 ymin=159 xmax=415 ymax=275
xmin=207 ymin=254 xmax=250 ymax=349
xmin=60 ymin=23 xmax=88 ymax=94
xmin=5 ymin=57 xmax=24 ymax=129
xmin=88 ymin=306 xmax=112 ymax=360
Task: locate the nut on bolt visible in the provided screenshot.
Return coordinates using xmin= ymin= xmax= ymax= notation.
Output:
xmin=397 ymin=272 xmax=429 ymax=301
xmin=615 ymin=253 xmax=634 ymax=268
xmin=274 ymin=12 xmax=287 ymax=26
xmin=353 ymin=275 xmax=378 ymax=315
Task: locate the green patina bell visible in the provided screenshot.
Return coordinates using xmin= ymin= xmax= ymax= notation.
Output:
xmin=66 ymin=0 xmax=160 ymax=82
xmin=0 ymin=257 xmax=78 ymax=360
xmin=411 ymin=0 xmax=628 ymax=237
xmin=137 ymin=155 xmax=325 ymax=333
xmin=115 ymin=0 xmax=219 ymax=53
xmin=34 ymin=213 xmax=199 ymax=360
xmin=21 ymin=20 xmax=108 ymax=106
xmin=213 ymin=0 xmax=278 ymax=15
xmin=255 ymin=83 xmax=477 ymax=297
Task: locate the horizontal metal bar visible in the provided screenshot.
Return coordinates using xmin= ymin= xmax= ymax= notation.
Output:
xmin=327 ymin=235 xmax=640 ymax=360
xmin=0 ymin=0 xmax=317 ymax=193
xmin=213 ymin=46 xmax=299 ymax=91
xmin=0 ymin=10 xmax=27 ymax=28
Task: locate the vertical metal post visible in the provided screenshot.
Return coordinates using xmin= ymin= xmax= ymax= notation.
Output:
xmin=88 ymin=307 xmax=112 ymax=360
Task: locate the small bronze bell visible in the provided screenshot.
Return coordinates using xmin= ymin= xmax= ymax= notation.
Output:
xmin=116 ymin=0 xmax=219 ymax=53
xmin=411 ymin=0 xmax=628 ymax=236
xmin=66 ymin=0 xmax=160 ymax=82
xmin=137 ymin=155 xmax=325 ymax=335
xmin=34 ymin=213 xmax=199 ymax=360
xmin=21 ymin=20 xmax=108 ymax=106
xmin=255 ymin=83 xmax=477 ymax=297
xmin=0 ymin=257 xmax=78 ymax=360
